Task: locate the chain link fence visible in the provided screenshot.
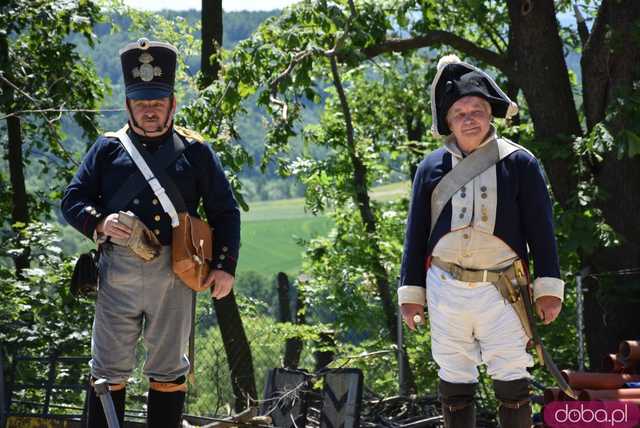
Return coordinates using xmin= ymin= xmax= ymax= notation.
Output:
xmin=4 ymin=274 xmax=405 ymax=421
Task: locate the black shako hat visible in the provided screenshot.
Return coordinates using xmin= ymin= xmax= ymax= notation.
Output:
xmin=119 ymin=38 xmax=178 ymax=100
xmin=430 ymin=54 xmax=518 ymax=137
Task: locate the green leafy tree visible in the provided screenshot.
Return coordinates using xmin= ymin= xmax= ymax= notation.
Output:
xmin=0 ymin=222 xmax=94 ymax=413
xmin=182 ymin=0 xmax=639 ymax=388
xmin=0 ymin=0 xmax=107 ymax=273
xmin=0 ymin=0 xmax=107 ymax=413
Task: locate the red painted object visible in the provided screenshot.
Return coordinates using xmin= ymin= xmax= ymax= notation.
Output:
xmin=620 ymin=341 xmax=640 ymax=363
xmin=603 ymin=353 xmax=625 ymax=373
xmin=544 ymin=388 xmax=561 ymax=403
xmin=561 ymin=370 xmax=640 ymax=390
xmin=579 ymin=388 xmax=640 ymax=402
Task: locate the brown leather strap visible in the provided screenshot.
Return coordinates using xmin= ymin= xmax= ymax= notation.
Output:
xmin=443 ymin=401 xmax=474 ymax=412
xmin=431 ymin=257 xmax=513 ymax=283
xmin=499 ymin=398 xmax=530 ymax=409
xmin=149 ymin=380 xmax=188 ymax=393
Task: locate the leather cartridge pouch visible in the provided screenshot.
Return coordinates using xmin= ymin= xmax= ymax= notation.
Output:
xmin=70 ymin=249 xmax=99 ymax=297
xmin=110 ymin=211 xmax=161 ymax=261
xmin=493 ymin=261 xmax=546 ymax=364
xmin=494 ymin=265 xmax=535 ymax=340
xmin=172 ymin=212 xmax=213 ymax=292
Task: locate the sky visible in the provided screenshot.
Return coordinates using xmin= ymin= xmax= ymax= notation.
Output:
xmin=124 ymin=0 xmax=300 ymax=12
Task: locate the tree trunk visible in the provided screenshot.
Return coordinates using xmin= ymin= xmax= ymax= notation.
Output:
xmin=287 ymin=277 xmax=306 ymax=369
xmin=200 ymin=0 xmax=223 ymax=89
xmin=277 ymin=272 xmax=304 ymax=368
xmin=580 ymin=0 xmax=640 ymax=368
xmin=1 ymin=33 xmax=30 ymax=274
xmin=406 ymin=113 xmax=424 ymax=181
xmin=506 ymin=0 xmax=582 ymax=205
xmin=213 ymin=292 xmax=257 ymax=411
xmin=5 ymin=104 xmax=30 ymax=273
xmin=277 ymin=272 xmax=292 ymax=323
xmin=329 ymin=56 xmax=416 ymax=392
xmin=201 ymin=0 xmax=256 ymax=411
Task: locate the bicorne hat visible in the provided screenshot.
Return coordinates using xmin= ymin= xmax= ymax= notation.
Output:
xmin=430 ymin=54 xmax=518 ymax=137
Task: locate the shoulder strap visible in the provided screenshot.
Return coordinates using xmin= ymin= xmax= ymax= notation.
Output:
xmin=429 ymin=138 xmax=519 ymax=234
xmin=104 ymin=127 xmax=187 ymax=215
xmin=114 ymin=128 xmax=186 ymax=227
xmin=174 ymin=125 xmax=205 ymax=143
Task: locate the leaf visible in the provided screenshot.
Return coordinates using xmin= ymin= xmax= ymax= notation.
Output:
xmin=626 ymin=131 xmax=640 ymax=158
xmin=237 ymin=81 xmax=256 ymax=98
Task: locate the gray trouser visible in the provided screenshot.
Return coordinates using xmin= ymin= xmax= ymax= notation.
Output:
xmin=90 ymin=243 xmax=193 ymax=384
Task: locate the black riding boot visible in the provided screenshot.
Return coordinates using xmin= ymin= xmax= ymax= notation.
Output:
xmin=147 ymin=389 xmax=186 ymax=428
xmin=86 ymin=384 xmax=126 ymax=428
xmin=493 ymin=378 xmax=532 ymax=428
xmin=439 ymin=378 xmax=477 ymax=428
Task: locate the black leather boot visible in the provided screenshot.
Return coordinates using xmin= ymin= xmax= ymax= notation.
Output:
xmin=439 ymin=378 xmax=477 ymax=428
xmin=493 ymin=378 xmax=532 ymax=428
xmin=86 ymin=384 xmax=126 ymax=428
xmin=147 ymin=389 xmax=186 ymax=428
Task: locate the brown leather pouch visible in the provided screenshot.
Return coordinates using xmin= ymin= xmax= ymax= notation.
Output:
xmin=172 ymin=212 xmax=213 ymax=291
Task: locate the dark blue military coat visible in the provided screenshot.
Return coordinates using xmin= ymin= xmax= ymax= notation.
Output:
xmin=400 ymin=146 xmax=561 ymax=290
xmin=61 ymin=126 xmax=240 ymax=276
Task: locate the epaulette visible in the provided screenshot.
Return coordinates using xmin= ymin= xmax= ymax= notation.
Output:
xmin=500 ymin=137 xmax=535 ymax=158
xmin=103 ymin=124 xmax=129 ymax=138
xmin=174 ymin=125 xmax=205 ymax=143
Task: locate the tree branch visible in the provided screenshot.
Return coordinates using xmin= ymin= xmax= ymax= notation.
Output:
xmin=347 ymin=0 xmax=357 ymax=16
xmin=0 ymin=107 xmax=124 ymax=121
xmin=269 ymin=49 xmax=319 ymax=121
xmin=581 ymin=0 xmax=611 ymax=130
xmin=458 ymin=2 xmax=507 ymax=54
xmin=573 ymin=3 xmax=589 ymax=46
xmin=328 ymin=56 xmax=356 ymax=152
xmin=584 ymin=0 xmax=609 ymax=54
xmin=361 ymin=30 xmax=511 ymax=76
xmin=0 ymin=73 xmax=89 ymax=165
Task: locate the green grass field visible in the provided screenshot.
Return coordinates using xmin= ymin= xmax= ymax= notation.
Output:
xmin=238 ymin=216 xmax=332 ymax=275
xmin=237 ymin=181 xmax=409 ymax=276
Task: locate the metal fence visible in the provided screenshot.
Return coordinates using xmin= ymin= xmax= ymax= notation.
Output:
xmin=2 ymin=275 xmax=401 ymax=422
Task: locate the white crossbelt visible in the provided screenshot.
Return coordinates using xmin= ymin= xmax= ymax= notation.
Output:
xmin=430 ymin=138 xmax=518 ymax=234
xmin=115 ymin=129 xmax=180 ymax=228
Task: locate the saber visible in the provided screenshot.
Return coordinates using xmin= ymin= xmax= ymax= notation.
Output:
xmin=94 ymin=378 xmax=121 ymax=428
xmin=513 ymin=260 xmax=578 ymax=400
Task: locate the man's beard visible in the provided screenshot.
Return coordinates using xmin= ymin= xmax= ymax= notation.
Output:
xmin=142 ymin=118 xmax=164 ymax=132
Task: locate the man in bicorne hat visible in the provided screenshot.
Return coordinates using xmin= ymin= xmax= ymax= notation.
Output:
xmin=62 ymin=38 xmax=240 ymax=427
xmin=399 ymin=54 xmax=564 ymax=427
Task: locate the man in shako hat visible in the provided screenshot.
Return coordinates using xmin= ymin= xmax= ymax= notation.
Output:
xmin=398 ymin=55 xmax=564 ymax=427
xmin=62 ymin=39 xmax=240 ymax=426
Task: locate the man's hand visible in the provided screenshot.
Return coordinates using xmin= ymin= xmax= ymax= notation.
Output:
xmin=203 ymin=269 xmax=235 ymax=300
xmin=400 ymin=303 xmax=426 ymax=331
xmin=96 ymin=213 xmax=132 ymax=240
xmin=535 ymin=295 xmax=562 ymax=325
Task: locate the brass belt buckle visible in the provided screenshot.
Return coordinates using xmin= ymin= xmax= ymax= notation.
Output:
xmin=449 ymin=264 xmax=462 ymax=280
